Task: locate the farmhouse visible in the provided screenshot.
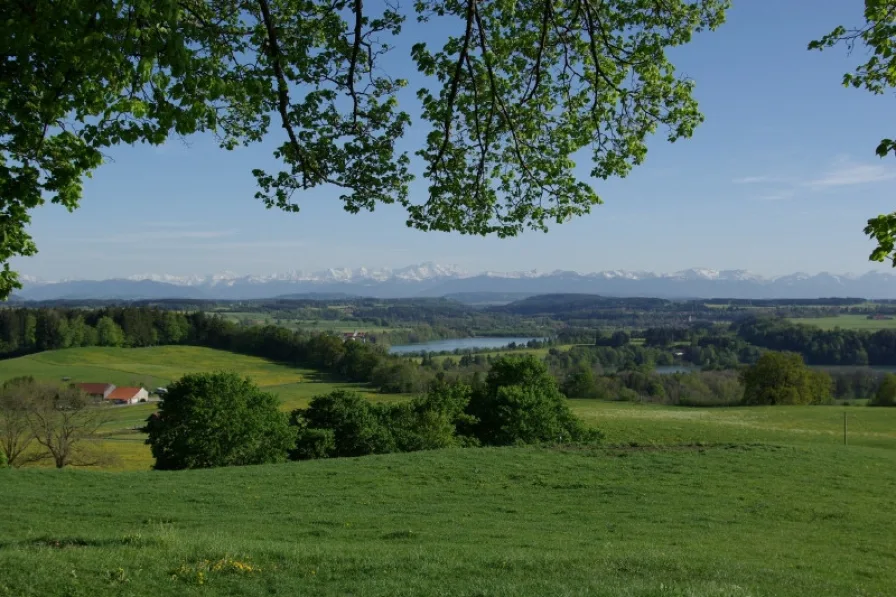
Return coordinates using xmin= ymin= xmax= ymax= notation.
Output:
xmin=104 ymin=387 xmax=149 ymax=405
xmin=342 ymin=331 xmax=368 ymax=343
xmin=76 ymin=383 xmax=116 ymax=399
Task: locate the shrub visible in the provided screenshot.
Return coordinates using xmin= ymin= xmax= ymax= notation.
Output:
xmin=871 ymin=373 xmax=896 ymax=406
xmin=145 ymin=372 xmax=293 ymax=470
xmin=740 ymin=351 xmax=833 ymax=406
xmin=291 ymin=384 xmax=479 ymax=460
xmin=291 ymin=427 xmax=336 ymax=460
xmin=391 ymin=383 xmax=478 ymax=451
xmin=290 ymin=390 xmax=394 ymax=459
xmin=467 ymin=355 xmax=600 ymax=445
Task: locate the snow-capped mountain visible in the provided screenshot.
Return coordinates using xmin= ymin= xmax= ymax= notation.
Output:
xmin=111 ymin=262 xmax=468 ymax=287
xmin=14 ymin=263 xmax=896 ymax=301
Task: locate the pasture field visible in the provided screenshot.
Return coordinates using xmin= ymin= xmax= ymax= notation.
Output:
xmin=571 ymin=401 xmax=896 ymax=450
xmin=0 ymin=346 xmax=391 ymax=409
xmin=2 ymin=349 xmax=896 ymax=595
xmin=0 ymin=347 xmax=401 ymax=470
xmin=789 ymin=314 xmax=896 ymax=330
xmin=1 ymin=444 xmax=894 ymax=596
xmin=220 ymin=312 xmax=402 ymax=334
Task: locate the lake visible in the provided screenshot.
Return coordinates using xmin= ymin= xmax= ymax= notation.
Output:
xmin=389 ymin=337 xmax=544 ymax=355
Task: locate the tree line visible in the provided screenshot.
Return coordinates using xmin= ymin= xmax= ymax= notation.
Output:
xmin=733 ymin=317 xmax=896 ymax=366
xmin=144 ymin=357 xmax=601 ymax=470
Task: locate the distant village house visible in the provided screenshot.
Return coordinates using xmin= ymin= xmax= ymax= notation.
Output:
xmin=74 ymin=383 xmax=148 ymax=405
xmin=105 ymin=387 xmax=149 ymax=405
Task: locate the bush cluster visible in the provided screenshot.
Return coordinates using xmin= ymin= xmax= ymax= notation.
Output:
xmin=144 ymin=356 xmax=601 ymax=470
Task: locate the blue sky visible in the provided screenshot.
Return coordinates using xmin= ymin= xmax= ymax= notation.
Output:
xmin=14 ymin=0 xmax=896 ymax=280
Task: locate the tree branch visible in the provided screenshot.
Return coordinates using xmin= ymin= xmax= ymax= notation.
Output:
xmin=433 ymin=0 xmax=477 ymax=170
xmin=256 ymin=0 xmax=313 ymax=186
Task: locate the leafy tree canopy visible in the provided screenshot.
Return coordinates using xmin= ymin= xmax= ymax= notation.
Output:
xmin=872 ymin=372 xmax=896 ymax=406
xmin=810 ymin=1 xmax=896 ymax=264
xmin=1 ymin=0 xmax=727 ymax=297
xmin=740 ymin=351 xmax=832 ymax=406
xmin=469 ymin=354 xmax=597 ymax=444
xmin=145 ymin=371 xmax=293 ymax=469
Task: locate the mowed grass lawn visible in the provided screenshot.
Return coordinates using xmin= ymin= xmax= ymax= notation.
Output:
xmin=789 ymin=314 xmax=896 ymax=330
xmin=1 ymin=444 xmax=894 ymax=596
xmin=0 ymin=347 xmax=402 ymax=470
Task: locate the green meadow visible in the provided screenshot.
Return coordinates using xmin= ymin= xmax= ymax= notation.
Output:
xmin=1 ymin=443 xmax=894 ymax=596
xmin=789 ymin=314 xmax=896 ymax=330
xmin=0 ymin=347 xmax=401 ymax=470
xmin=1 ymin=347 xmax=896 ymax=595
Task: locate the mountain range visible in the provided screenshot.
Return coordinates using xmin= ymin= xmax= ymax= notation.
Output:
xmin=13 ymin=263 xmax=896 ymax=301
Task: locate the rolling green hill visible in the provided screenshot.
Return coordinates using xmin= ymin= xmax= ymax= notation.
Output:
xmin=2 ymin=347 xmax=896 ymax=594
xmin=0 ymin=346 xmax=401 ymax=470
xmin=0 ymin=346 xmax=391 ymax=409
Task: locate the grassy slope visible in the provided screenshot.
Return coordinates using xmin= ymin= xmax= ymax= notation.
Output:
xmin=1 ymin=445 xmax=894 ymax=597
xmin=0 ymin=347 xmax=402 ymax=470
xmin=2 ymin=347 xmax=896 ymax=595
xmin=0 ymin=346 xmax=394 ymax=409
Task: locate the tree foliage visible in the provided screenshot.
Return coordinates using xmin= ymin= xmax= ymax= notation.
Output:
xmin=740 ymin=351 xmax=832 ymax=406
xmin=1 ymin=0 xmax=727 ymax=298
xmin=291 ymin=383 xmax=476 ymax=459
xmin=27 ymin=384 xmax=111 ymax=468
xmin=871 ymin=372 xmax=896 ymax=406
xmin=468 ymin=354 xmax=596 ymax=444
xmin=291 ymin=390 xmax=395 ymax=459
xmin=0 ymin=377 xmax=111 ymax=468
xmin=0 ymin=377 xmax=37 ymax=467
xmin=810 ymin=1 xmax=896 ymax=264
xmin=145 ymin=371 xmax=293 ymax=469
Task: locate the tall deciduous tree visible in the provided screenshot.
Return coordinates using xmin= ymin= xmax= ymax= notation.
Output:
xmin=810 ymin=1 xmax=896 ymax=264
xmin=26 ymin=383 xmax=110 ymax=468
xmin=0 ymin=377 xmax=37 ymax=467
xmin=0 ymin=0 xmax=728 ymax=298
xmin=468 ymin=354 xmax=596 ymax=444
xmin=96 ymin=316 xmax=126 ymax=347
xmin=145 ymin=371 xmax=293 ymax=469
xmin=740 ymin=351 xmax=832 ymax=406
xmin=872 ymin=372 xmax=896 ymax=406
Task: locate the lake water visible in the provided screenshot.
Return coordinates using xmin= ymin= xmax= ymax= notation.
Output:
xmin=389 ymin=337 xmax=544 ymax=355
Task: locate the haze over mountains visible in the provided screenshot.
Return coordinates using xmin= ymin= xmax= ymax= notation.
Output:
xmin=13 ymin=263 xmax=896 ymax=301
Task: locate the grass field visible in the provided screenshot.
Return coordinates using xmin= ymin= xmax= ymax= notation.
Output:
xmin=1 ymin=443 xmax=894 ymax=596
xmin=2 ymin=349 xmax=896 ymax=595
xmin=571 ymin=401 xmax=894 ymax=450
xmin=789 ymin=314 xmax=896 ymax=330
xmin=0 ymin=347 xmax=402 ymax=470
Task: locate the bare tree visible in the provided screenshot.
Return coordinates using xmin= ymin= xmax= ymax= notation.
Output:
xmin=0 ymin=377 xmax=38 ymax=467
xmin=26 ymin=384 xmax=110 ymax=469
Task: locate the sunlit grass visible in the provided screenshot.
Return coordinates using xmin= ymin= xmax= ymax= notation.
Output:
xmin=1 ymin=444 xmax=894 ymax=596
xmin=571 ymin=400 xmax=896 ymax=449
xmin=790 ymin=314 xmax=896 ymax=330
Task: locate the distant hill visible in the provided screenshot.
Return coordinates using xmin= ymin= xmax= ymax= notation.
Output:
xmin=441 ymin=292 xmax=536 ymax=306
xmin=16 ymin=264 xmax=896 ymax=300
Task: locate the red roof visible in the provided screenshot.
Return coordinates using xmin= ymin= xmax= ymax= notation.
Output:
xmin=77 ymin=383 xmax=113 ymax=395
xmin=106 ymin=387 xmax=144 ymax=400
